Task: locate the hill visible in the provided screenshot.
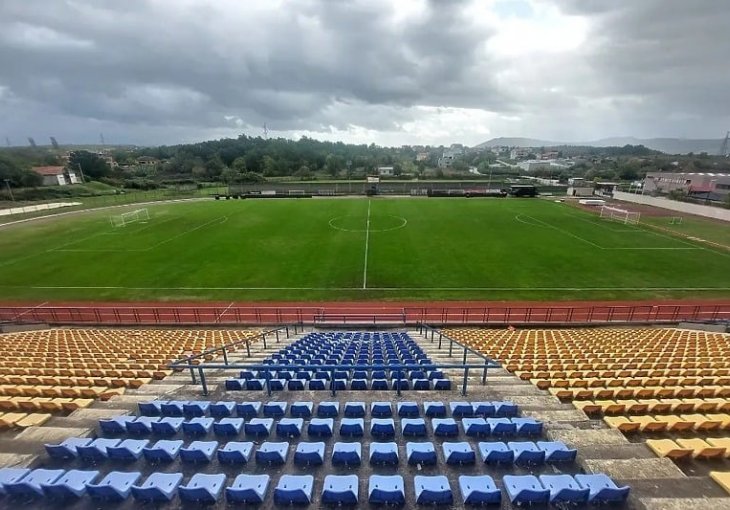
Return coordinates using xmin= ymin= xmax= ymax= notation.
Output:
xmin=476 ymin=136 xmax=724 ymax=155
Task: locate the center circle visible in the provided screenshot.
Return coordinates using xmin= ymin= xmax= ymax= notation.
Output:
xmin=329 ymin=215 xmax=408 ymax=233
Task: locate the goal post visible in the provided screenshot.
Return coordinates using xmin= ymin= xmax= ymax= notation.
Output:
xmin=110 ymin=208 xmax=150 ymax=227
xmin=599 ymin=205 xmax=640 ymax=225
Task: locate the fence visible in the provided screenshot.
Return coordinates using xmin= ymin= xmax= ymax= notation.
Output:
xmin=2 ymin=303 xmax=729 ymax=326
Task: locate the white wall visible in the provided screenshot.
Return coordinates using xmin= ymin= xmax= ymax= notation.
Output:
xmin=613 ymin=191 xmax=730 ymax=222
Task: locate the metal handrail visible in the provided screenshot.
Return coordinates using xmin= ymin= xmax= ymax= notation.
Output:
xmin=418 ymin=323 xmax=495 ymax=365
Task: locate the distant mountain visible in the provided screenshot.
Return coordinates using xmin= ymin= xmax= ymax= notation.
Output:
xmin=475 ymin=136 xmax=724 ymax=155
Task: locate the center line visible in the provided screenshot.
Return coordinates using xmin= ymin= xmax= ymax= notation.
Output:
xmin=362 ymin=200 xmax=371 ymax=289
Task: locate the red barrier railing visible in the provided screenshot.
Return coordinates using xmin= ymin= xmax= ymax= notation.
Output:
xmin=1 ymin=303 xmax=729 ymax=326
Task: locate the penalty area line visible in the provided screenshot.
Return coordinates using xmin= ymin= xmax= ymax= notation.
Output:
xmin=362 ymin=200 xmax=371 ymax=289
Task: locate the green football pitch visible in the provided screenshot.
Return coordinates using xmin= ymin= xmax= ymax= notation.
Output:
xmin=1 ymin=197 xmax=729 ymax=302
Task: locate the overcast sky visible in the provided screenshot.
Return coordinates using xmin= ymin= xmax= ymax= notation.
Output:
xmin=1 ymin=0 xmax=728 ymax=147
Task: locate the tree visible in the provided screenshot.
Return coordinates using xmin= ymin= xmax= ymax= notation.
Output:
xmin=231 ymin=156 xmax=247 ymax=173
xmin=67 ymin=150 xmax=111 ymax=180
xmin=325 ymin=154 xmax=341 ymax=177
xmin=294 ymin=165 xmax=312 ymax=180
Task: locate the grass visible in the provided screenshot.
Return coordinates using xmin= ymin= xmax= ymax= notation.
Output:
xmin=0 ymin=197 xmax=729 ymax=302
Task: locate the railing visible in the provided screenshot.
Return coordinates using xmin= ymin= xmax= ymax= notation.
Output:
xmin=418 ymin=323 xmax=494 ymax=365
xmin=2 ymin=303 xmax=730 ymax=326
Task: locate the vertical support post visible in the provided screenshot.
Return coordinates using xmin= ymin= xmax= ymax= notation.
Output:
xmin=246 ymin=338 xmax=251 ymax=357
xmin=448 ymin=338 xmax=453 ymax=357
xmin=286 ymin=325 xmax=290 ymax=338
xmin=275 ymin=330 xmax=280 ymax=342
xmin=438 ymin=334 xmax=442 ymax=349
xmin=222 ymin=346 xmax=228 ymax=365
xmin=265 ymin=371 xmax=272 ymax=398
xmin=482 ymin=360 xmax=488 ymax=385
xmin=188 ymin=360 xmax=197 ymax=384
xmin=462 ymin=346 xmax=468 ymax=365
xmin=331 ymin=368 xmax=337 ymax=397
xmin=461 ymin=367 xmax=470 ymax=396
xmin=198 ymin=367 xmax=208 ymax=396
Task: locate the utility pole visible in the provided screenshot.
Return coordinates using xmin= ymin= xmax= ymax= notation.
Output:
xmin=3 ymin=179 xmax=14 ymax=201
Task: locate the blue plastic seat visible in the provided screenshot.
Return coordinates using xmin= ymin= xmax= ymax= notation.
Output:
xmin=537 ymin=441 xmax=577 ymax=463
xmin=428 ymin=370 xmax=445 ymax=380
xmin=392 ymin=379 xmax=410 ymax=390
xmin=274 ymin=475 xmax=314 ymax=505
xmin=276 ymin=417 xmax=304 ymax=438
xmin=459 ymin=475 xmax=501 ymax=505
xmin=401 ymin=418 xmax=428 ymax=437
xmin=332 ymin=442 xmax=362 ymax=466
xmin=344 ymin=401 xmax=366 ymax=418
xmin=309 ymin=379 xmax=327 ymax=390
xmin=494 ymin=401 xmax=518 ymax=417
xmin=126 ymin=416 xmax=160 ymax=435
xmin=432 ymin=418 xmax=459 ymax=437
xmin=217 ymin=441 xmax=254 ymax=464
xmin=322 ymin=474 xmax=359 ymax=505
xmin=472 ymin=401 xmax=496 ymax=417
xmin=245 ymin=378 xmax=265 ymax=390
xmin=331 ymin=378 xmax=347 ymax=390
xmin=209 ymin=401 xmax=236 ymax=418
xmin=369 ymin=442 xmax=399 ymax=465
xmin=397 ymin=402 xmax=420 ymax=417
xmin=255 ymin=441 xmax=289 ymax=465
xmin=107 ymin=439 xmax=149 ymax=461
xmin=406 ymin=442 xmax=437 ymax=465
xmin=245 ymin=417 xmax=274 ymax=436
xmin=294 ymin=442 xmax=325 ymax=466
xmin=290 ymin=401 xmax=314 ymax=418
xmin=308 ymin=418 xmax=334 ymax=437
xmin=226 ymin=474 xmax=270 ymax=504
xmin=413 ymin=379 xmax=431 ymax=390
xmin=371 ymin=379 xmax=389 ymax=390
xmin=318 ymin=401 xmax=340 ymax=418
xmin=160 ymin=400 xmax=186 ymax=417
xmin=44 ymin=437 xmax=92 ymax=460
xmin=350 ymin=379 xmax=368 ymax=390
xmin=433 ymin=379 xmax=451 ymax=390
xmin=368 ymin=475 xmax=405 ymax=505
xmin=4 ymin=469 xmax=64 ymax=498
xmin=513 ymin=417 xmax=543 ymax=436
xmin=180 ymin=440 xmax=218 ymax=463
xmin=462 ymin=417 xmax=490 ymax=437
xmin=179 ymin=473 xmax=226 ymax=504
xmin=443 ymin=442 xmax=476 ymax=465
xmin=238 ymin=370 xmax=255 ymax=379
xmin=77 ymin=438 xmax=121 ymax=461
xmin=138 ymin=401 xmax=163 ymax=416
xmin=478 ymin=441 xmax=514 ymax=464
xmin=424 ymin=401 xmax=447 ymax=417
xmin=182 ymin=417 xmax=214 ymax=436
xmin=40 ymin=469 xmax=99 ymax=500
xmin=487 ymin=417 xmax=517 ymax=436
xmin=211 ymin=417 xmax=243 ymax=436
xmin=183 ymin=401 xmax=210 ymax=417
xmin=236 ymin=401 xmax=261 ymax=418
xmin=372 ymin=370 xmax=387 ymax=379
xmin=415 ymin=475 xmax=452 ymax=505
xmin=151 ymin=417 xmax=184 ymax=436
xmin=504 ymin=475 xmax=550 ymax=505
xmin=0 ymin=468 xmax=30 ymax=495
xmin=86 ymin=471 xmax=141 ymax=502
xmin=509 ymin=441 xmax=546 ymax=466
xmin=225 ymin=378 xmax=246 ymax=390
xmin=539 ymin=474 xmax=589 ymax=504
xmin=143 ymin=439 xmax=183 ymax=463
xmin=574 ymin=474 xmax=630 ymax=503
xmin=339 ymin=417 xmax=365 ymax=437
xmin=263 ymin=401 xmax=287 ymax=417
xmin=371 ymin=418 xmax=396 ymax=438
xmin=288 ymin=379 xmax=305 ymax=390
xmin=99 ymin=415 xmax=136 ymax=434
xmin=268 ymin=378 xmax=285 ymax=391
xmin=131 ymin=472 xmax=183 ymax=502
xmin=450 ymin=401 xmax=474 ymax=418
xmin=371 ymin=402 xmax=392 ymax=417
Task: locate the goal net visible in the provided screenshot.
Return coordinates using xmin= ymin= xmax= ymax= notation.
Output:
xmin=599 ymin=205 xmax=640 ymax=225
xmin=110 ymin=208 xmax=150 ymax=227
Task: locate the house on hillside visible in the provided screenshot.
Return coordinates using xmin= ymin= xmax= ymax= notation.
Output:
xmin=32 ymin=166 xmax=79 ymax=186
xmin=377 ymin=166 xmax=394 ymax=177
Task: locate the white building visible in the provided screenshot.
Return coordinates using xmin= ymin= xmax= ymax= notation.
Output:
xmin=32 ymin=166 xmax=80 ymax=186
xmin=377 ymin=166 xmax=394 ymax=176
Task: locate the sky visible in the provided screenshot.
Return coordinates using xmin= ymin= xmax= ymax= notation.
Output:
xmin=1 ymin=0 xmax=729 ymax=147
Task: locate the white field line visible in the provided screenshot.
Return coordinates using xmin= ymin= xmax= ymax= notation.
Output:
xmin=362 ymin=200 xmax=371 ymax=289
xmin=215 ymin=301 xmax=235 ymax=322
xmin=6 ymin=285 xmax=730 ymax=292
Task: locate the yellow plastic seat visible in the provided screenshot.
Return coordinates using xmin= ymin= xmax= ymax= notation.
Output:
xmin=663 ymin=416 xmax=695 ymax=431
xmin=574 ymin=401 xmax=602 ymax=414
xmin=703 ymin=413 xmax=730 ymax=430
xmin=0 ymin=412 xmax=28 ymax=429
xmin=647 ymin=439 xmax=693 ymax=459
xmin=643 ymin=399 xmax=671 ymax=413
xmin=681 ymin=414 xmax=721 ymax=431
xmin=603 ymin=416 xmax=640 ymax=433
xmin=623 ymin=400 xmax=649 ymax=414
xmin=711 ymin=471 xmax=730 ymax=495
xmin=707 ymin=439 xmax=730 ymax=458
xmin=676 ymin=438 xmax=726 ymax=459
xmin=631 ymin=416 xmax=668 ymax=432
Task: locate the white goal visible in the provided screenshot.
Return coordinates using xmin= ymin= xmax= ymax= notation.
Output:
xmin=110 ymin=208 xmax=150 ymax=227
xmin=599 ymin=205 xmax=640 ymax=225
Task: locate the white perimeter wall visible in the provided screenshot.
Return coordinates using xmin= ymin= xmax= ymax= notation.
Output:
xmin=613 ymin=191 xmax=730 ymax=222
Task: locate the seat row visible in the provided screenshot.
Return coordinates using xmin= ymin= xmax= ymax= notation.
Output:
xmin=0 ymin=375 xmax=152 ymax=389
xmin=648 ymin=438 xmax=730 ymax=460
xmin=517 ymin=368 xmax=730 ymax=380
xmin=0 ymin=468 xmax=629 ymax=505
xmin=0 ymin=385 xmax=125 ymax=399
xmin=0 ymin=397 xmax=93 ymax=413
xmin=575 ymin=398 xmax=730 ymax=415
xmin=136 ymin=399 xmax=519 ymax=418
xmin=604 ymin=413 xmax=730 ymax=433
xmin=46 ymin=436 xmax=574 ymax=466
xmin=98 ymin=415 xmax=543 ymax=438
xmin=225 ymin=377 xmax=451 ymax=391
xmin=0 ymin=412 xmax=50 ymax=430
xmin=549 ymin=386 xmax=730 ymax=400
xmin=535 ymin=376 xmax=730 ymax=389
xmin=0 ymin=367 xmax=171 ymax=378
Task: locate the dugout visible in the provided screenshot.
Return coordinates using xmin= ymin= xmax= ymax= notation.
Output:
xmin=508 ymin=184 xmax=538 ymax=197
